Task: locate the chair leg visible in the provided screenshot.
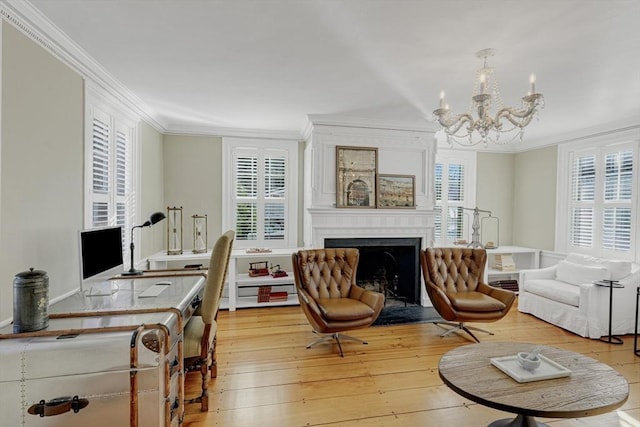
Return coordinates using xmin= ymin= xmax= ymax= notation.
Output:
xmin=199 ymin=357 xmax=209 ymax=412
xmin=306 ymin=331 xmax=368 ymax=357
xmin=433 ymin=321 xmax=494 ymax=343
xmin=210 ymin=336 xmax=218 ymax=379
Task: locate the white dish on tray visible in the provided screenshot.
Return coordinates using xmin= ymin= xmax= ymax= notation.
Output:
xmin=490 ymin=354 xmax=572 ymax=383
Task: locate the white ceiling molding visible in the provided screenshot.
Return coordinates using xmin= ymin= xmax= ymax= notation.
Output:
xmin=164 ymin=124 xmax=302 ymax=141
xmin=516 ymin=115 xmax=640 ymax=153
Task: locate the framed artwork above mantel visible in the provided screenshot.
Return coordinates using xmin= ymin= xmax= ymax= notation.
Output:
xmin=335 ymin=146 xmax=378 ymax=208
xmin=377 ymin=174 xmax=416 ymax=208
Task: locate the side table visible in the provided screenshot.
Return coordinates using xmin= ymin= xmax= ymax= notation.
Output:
xmin=593 ymin=279 xmax=624 ymax=345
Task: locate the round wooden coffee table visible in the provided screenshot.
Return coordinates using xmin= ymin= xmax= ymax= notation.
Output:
xmin=438 ymin=342 xmax=629 ymax=427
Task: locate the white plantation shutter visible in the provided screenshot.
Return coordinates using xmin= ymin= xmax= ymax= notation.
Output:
xmin=569 ymin=154 xmax=595 ymax=248
xmin=231 ymin=148 xmax=290 ymax=246
xmin=92 ymin=117 xmax=110 ymax=194
xmin=569 ymin=207 xmax=593 ymax=248
xmin=264 ymin=156 xmax=286 ymax=240
xmin=603 ymin=207 xmax=631 ymax=251
xmin=86 ymin=95 xmax=138 ymax=260
xmin=234 ymin=154 xmax=258 ymax=241
xmin=434 ymin=154 xmax=473 ymax=243
xmin=602 ymin=149 xmax=633 ymax=251
xmin=224 ymin=139 xmax=298 ymax=249
xmin=563 ymin=142 xmax=637 ymax=258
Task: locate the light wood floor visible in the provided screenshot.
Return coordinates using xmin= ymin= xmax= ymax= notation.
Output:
xmin=183 ymin=302 xmax=640 ymax=427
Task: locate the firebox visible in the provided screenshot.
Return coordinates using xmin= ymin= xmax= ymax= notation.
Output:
xmin=324 ymin=237 xmax=422 ymax=305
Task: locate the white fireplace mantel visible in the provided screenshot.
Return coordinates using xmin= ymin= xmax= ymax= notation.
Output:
xmin=307 ymin=208 xmax=436 ymax=249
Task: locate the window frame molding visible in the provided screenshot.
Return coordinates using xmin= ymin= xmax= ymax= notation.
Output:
xmin=433 ymin=149 xmax=477 ymax=245
xmin=555 ymin=129 xmax=640 ymax=261
xmin=222 ymin=137 xmax=299 ymax=249
xmin=84 ymin=82 xmax=141 ymax=259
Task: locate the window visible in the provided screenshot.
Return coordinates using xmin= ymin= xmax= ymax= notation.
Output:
xmin=557 ymin=136 xmax=638 ymax=260
xmin=223 ymin=138 xmax=298 ymax=249
xmin=434 ymin=150 xmax=476 ymax=243
xmin=85 ymin=85 xmax=139 ymax=259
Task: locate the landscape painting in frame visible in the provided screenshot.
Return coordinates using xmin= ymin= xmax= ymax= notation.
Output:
xmin=335 ymin=146 xmax=378 ymax=208
xmin=377 ymin=174 xmax=415 ymax=208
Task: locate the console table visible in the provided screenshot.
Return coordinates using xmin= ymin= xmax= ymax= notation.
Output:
xmin=147 ymin=248 xmax=302 ymax=311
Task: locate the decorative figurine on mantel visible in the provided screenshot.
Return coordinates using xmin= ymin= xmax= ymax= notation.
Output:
xmin=167 ymin=206 xmax=183 ymax=255
xmin=192 ymin=214 xmax=207 ymax=254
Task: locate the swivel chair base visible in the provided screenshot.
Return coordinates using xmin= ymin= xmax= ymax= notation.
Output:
xmin=433 ymin=321 xmax=494 ymax=343
xmin=306 ymin=331 xmax=368 ymax=357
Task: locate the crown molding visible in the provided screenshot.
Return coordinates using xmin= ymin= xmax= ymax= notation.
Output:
xmin=513 ymin=115 xmax=640 ymax=153
xmin=303 ymin=114 xmax=439 ymax=142
xmin=164 ymin=124 xmax=302 ymax=141
xmin=0 ymin=0 xmax=167 ymax=132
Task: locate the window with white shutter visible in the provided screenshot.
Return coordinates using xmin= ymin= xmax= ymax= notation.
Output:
xmin=434 ymin=150 xmax=476 ymax=244
xmin=559 ymin=138 xmax=638 ymax=260
xmin=223 ymin=138 xmax=298 ymax=249
xmin=85 ymin=87 xmax=139 ymax=260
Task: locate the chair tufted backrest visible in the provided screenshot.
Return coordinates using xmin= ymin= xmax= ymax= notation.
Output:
xmin=294 ymin=248 xmax=359 ymax=300
xmin=424 ymin=248 xmax=486 ymax=293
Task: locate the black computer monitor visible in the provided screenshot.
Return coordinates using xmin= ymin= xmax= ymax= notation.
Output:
xmin=78 ymin=226 xmax=124 ymax=290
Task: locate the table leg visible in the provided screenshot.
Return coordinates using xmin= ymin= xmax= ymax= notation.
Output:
xmin=488 ymin=414 xmax=548 ymax=427
xmin=600 ymin=281 xmax=623 ymax=345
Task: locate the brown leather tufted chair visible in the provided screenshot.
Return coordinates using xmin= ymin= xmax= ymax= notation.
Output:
xmin=292 ymin=248 xmax=385 ymax=356
xmin=420 ymin=247 xmax=515 ymax=342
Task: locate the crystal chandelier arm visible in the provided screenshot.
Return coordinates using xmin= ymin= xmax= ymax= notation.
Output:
xmin=494 ymin=94 xmax=543 ymax=130
xmin=435 ymin=111 xmax=474 ymax=136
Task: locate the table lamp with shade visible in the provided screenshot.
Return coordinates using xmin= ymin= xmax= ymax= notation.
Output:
xmin=122 ymin=211 xmax=166 ymax=276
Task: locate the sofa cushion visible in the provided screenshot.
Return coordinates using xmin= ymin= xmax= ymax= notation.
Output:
xmin=522 ymin=279 xmax=581 ymax=307
xmin=555 ymin=260 xmax=610 ymax=285
xmin=565 ymin=253 xmax=632 ymax=281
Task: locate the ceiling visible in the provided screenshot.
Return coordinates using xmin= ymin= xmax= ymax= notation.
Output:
xmin=21 ymin=0 xmax=640 ymax=146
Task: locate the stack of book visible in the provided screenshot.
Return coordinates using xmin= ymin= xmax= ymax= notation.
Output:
xmin=257 ymin=286 xmax=288 ymax=302
xmin=489 ymin=279 xmax=519 ymax=293
xmin=494 ymin=254 xmax=516 ymax=271
xmin=269 ymin=291 xmax=288 ymax=302
xmin=257 ymin=286 xmax=272 ymax=303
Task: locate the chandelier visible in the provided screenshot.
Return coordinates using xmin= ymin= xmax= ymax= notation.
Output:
xmin=433 ymin=48 xmax=544 ymax=147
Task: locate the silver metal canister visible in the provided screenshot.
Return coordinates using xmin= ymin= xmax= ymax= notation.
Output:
xmin=13 ymin=268 xmax=49 ymax=333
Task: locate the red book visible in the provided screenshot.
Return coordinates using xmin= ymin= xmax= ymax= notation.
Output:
xmin=257 ymin=286 xmax=272 ymax=303
xmin=269 ymin=291 xmax=288 ymax=301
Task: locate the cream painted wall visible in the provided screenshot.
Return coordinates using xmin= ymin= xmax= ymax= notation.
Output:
xmin=513 ymin=146 xmax=557 ymax=250
xmin=163 ymin=135 xmax=223 ymax=253
xmin=476 ymin=152 xmax=515 ymax=246
xmin=0 ymin=24 xmax=83 ymax=321
xmin=139 ymin=121 xmax=166 ymax=260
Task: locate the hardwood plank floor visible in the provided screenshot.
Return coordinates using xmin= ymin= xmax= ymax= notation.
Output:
xmin=183 ymin=302 xmax=640 ymax=426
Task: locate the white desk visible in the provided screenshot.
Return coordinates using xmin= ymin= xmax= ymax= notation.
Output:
xmin=147 ymin=249 xmax=212 ymax=269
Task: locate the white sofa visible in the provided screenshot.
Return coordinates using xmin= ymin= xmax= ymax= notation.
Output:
xmin=518 ymin=253 xmax=640 ymax=339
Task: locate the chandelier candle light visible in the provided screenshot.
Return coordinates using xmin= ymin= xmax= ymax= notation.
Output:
xmin=433 ymin=48 xmax=544 ymax=146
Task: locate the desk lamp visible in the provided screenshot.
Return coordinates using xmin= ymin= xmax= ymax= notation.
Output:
xmin=122 ymin=211 xmax=166 ymax=276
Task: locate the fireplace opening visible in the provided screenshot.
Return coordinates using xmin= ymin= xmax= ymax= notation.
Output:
xmin=324 ymin=237 xmax=422 ymax=305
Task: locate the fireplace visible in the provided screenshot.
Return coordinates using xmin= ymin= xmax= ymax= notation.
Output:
xmin=324 ymin=237 xmax=422 ymax=305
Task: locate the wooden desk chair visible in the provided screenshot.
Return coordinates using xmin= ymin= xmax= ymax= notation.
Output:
xmin=184 ymin=230 xmax=234 ymax=411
